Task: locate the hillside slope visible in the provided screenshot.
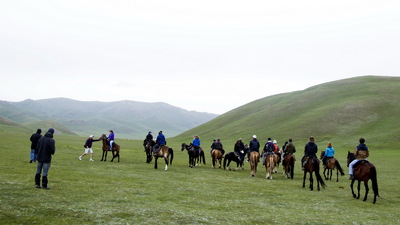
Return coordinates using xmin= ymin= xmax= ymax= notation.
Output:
xmin=174 ymin=76 xmax=400 ymax=149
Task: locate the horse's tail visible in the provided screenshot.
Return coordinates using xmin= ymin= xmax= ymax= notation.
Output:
xmin=370 ymin=166 xmax=380 ymax=198
xmin=315 ymin=162 xmax=326 ymax=188
xmin=335 ymin=160 xmax=345 ymax=176
xmin=169 ymin=148 xmax=174 ymax=165
xmin=201 ymin=151 xmax=206 ymax=165
xmin=223 ymin=155 xmax=228 ymax=170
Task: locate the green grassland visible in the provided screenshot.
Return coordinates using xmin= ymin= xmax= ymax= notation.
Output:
xmin=1 ymin=131 xmax=399 ymax=225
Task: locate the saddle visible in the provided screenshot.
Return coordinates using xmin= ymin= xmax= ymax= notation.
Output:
xmin=354 ymin=159 xmax=368 ymax=168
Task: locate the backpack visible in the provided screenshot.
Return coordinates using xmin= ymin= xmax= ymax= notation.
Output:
xmin=273 ymin=144 xmax=279 ymax=153
xmin=266 ymin=142 xmax=274 ymax=152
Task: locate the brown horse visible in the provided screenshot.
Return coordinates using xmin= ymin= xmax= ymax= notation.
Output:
xmin=282 ymin=153 xmax=295 ymax=179
xmin=265 ymin=153 xmax=278 ymax=179
xmin=99 ymin=134 xmax=120 ymax=162
xmin=320 ymin=151 xmax=345 ymax=182
xmin=249 ymin=151 xmax=260 ymax=177
xmin=211 ymin=149 xmax=223 ymax=169
xmin=347 ymin=152 xmax=379 ymax=204
xmin=302 ymin=156 xmax=326 ymax=191
xmin=146 ymin=140 xmax=174 ymax=170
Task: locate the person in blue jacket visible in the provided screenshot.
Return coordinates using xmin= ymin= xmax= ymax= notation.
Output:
xmin=192 ymin=135 xmax=201 ymax=155
xmin=154 ymin=131 xmax=166 ymax=153
xmin=322 ymin=142 xmax=335 ymax=168
xmin=107 ymin=130 xmax=115 ymax=150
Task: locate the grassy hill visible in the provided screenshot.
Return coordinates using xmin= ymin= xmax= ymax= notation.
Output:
xmin=174 ymin=76 xmax=400 ymax=150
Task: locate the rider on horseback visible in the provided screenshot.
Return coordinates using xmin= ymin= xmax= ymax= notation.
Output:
xmin=192 ymin=135 xmax=201 ymax=155
xmin=154 ymin=131 xmax=166 ymax=154
xmin=211 ymin=138 xmax=224 ymax=155
xmin=247 ymin=135 xmax=260 ymax=162
xmin=282 ymin=139 xmax=296 ymax=166
xmin=107 ymin=130 xmax=114 ymax=150
xmin=262 ymin=138 xmax=274 ymax=165
xmin=234 ymin=138 xmax=245 ymax=162
xmin=301 ymin=136 xmax=318 ymax=171
xmin=322 ymin=142 xmax=335 ymax=168
xmin=348 ymin=138 xmax=369 ymax=180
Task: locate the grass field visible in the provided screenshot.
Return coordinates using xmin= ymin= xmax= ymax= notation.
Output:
xmin=1 ymin=131 xmax=399 ymax=225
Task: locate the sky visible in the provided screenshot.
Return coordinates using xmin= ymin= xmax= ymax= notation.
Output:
xmin=1 ymin=0 xmax=399 ymax=114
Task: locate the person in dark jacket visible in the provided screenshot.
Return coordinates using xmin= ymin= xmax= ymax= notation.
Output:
xmin=29 ymin=129 xmax=42 ymax=163
xmin=79 ymin=135 xmax=100 ymax=161
xmin=301 ymin=136 xmax=318 ymax=170
xmin=35 ymin=128 xmax=56 ymax=189
xmin=247 ymin=135 xmax=260 ymax=162
xmin=234 ymin=138 xmax=245 ymax=161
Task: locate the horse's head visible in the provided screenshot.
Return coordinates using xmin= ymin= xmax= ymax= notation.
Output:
xmin=319 ymin=150 xmax=325 ymax=159
xmin=181 ymin=143 xmax=186 ymax=151
xmin=99 ymin=134 xmax=106 ymax=140
xmin=347 ymin=151 xmax=356 ymax=167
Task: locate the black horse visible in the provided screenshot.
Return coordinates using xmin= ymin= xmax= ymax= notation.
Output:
xmin=223 ymin=146 xmax=248 ymax=171
xmin=181 ymin=143 xmax=205 ymax=168
xmin=302 ymin=155 xmax=326 ymax=191
xmin=143 ymin=139 xmax=153 ymax=163
xmin=347 ymin=152 xmax=379 ymax=203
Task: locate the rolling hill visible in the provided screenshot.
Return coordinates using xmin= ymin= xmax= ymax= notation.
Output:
xmin=174 ymin=76 xmax=400 ymax=150
xmin=0 ymin=99 xmax=218 ymax=139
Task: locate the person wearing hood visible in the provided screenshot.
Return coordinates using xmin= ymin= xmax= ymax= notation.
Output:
xmin=301 ymin=136 xmax=318 ymax=170
xmin=35 ymin=128 xmax=56 ymax=189
xmin=29 ymin=129 xmax=42 ymax=163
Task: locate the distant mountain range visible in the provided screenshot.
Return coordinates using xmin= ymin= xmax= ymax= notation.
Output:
xmin=0 ymin=98 xmax=218 ymax=139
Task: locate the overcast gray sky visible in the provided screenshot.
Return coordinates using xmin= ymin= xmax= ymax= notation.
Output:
xmin=1 ymin=0 xmax=399 ymax=114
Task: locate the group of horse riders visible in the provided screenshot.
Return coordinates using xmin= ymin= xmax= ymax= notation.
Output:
xmin=143 ymin=131 xmax=369 ymax=179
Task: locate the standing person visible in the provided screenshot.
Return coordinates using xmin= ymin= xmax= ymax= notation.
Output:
xmin=107 ymin=130 xmax=114 ymax=150
xmin=247 ymin=135 xmax=260 ymax=162
xmin=29 ymin=129 xmax=42 ymax=163
xmin=348 ymin=138 xmax=369 ymax=180
xmin=79 ymin=135 xmax=99 ymax=161
xmin=192 ymin=135 xmax=201 ymax=155
xmin=234 ymin=138 xmax=245 ymax=161
xmin=322 ymin=142 xmax=335 ymax=168
xmin=154 ymin=130 xmax=166 ymax=153
xmin=301 ymin=136 xmax=318 ymax=170
xmin=35 ymin=128 xmax=56 ymax=189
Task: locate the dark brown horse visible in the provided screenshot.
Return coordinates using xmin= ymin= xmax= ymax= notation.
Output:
xmin=282 ymin=153 xmax=295 ymax=179
xmin=347 ymin=152 xmax=379 ymax=204
xmin=320 ymin=151 xmax=345 ymax=182
xmin=249 ymin=151 xmax=260 ymax=177
xmin=143 ymin=139 xmax=153 ymax=163
xmin=265 ymin=153 xmax=279 ymax=179
xmin=99 ymin=134 xmax=120 ymax=162
xmin=211 ymin=149 xmax=223 ymax=169
xmin=145 ymin=140 xmax=174 ymax=170
xmin=302 ymin=156 xmax=326 ymax=191
xmin=181 ymin=143 xmax=205 ymax=168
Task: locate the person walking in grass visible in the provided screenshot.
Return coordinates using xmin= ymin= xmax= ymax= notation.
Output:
xmin=29 ymin=128 xmax=42 ymax=163
xmin=79 ymin=135 xmax=99 ymax=161
xmin=35 ymin=128 xmax=56 ymax=189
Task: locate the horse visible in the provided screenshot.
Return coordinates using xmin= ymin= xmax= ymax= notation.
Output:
xmin=99 ymin=134 xmax=120 ymax=162
xmin=319 ymin=150 xmax=345 ymax=182
xmin=302 ymin=155 xmax=326 ymax=191
xmin=249 ymin=151 xmax=260 ymax=177
xmin=282 ymin=153 xmax=295 ymax=179
xmin=145 ymin=140 xmax=174 ymax=170
xmin=265 ymin=153 xmax=279 ymax=179
xmin=143 ymin=139 xmax=153 ymax=163
xmin=181 ymin=143 xmax=205 ymax=168
xmin=211 ymin=149 xmax=223 ymax=169
xmin=347 ymin=151 xmax=379 ymax=204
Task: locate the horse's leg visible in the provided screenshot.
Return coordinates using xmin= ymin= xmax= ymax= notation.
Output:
xmin=336 ymin=168 xmax=339 ymax=182
xmin=350 ymin=180 xmax=357 ymax=198
xmin=110 ymin=150 xmax=115 ymax=162
xmin=362 ymin=180 xmax=369 ymax=201
xmin=164 ymin=156 xmax=169 ymax=171
xmin=310 ymin=172 xmax=314 ymax=191
xmin=101 ymin=151 xmax=104 ymax=161
xmin=302 ymin=171 xmax=307 ymax=188
xmin=356 ymin=180 xmax=361 ymax=199
xmin=154 ymin=157 xmax=158 ymax=169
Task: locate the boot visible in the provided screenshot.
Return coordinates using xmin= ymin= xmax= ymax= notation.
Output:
xmin=42 ymin=176 xmax=50 ymax=189
xmin=35 ymin=174 xmax=41 ymax=188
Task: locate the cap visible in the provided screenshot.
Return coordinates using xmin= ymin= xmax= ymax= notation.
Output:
xmin=90 ymin=135 xmax=94 ymax=138
xmin=252 ymin=135 xmax=257 ymax=138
